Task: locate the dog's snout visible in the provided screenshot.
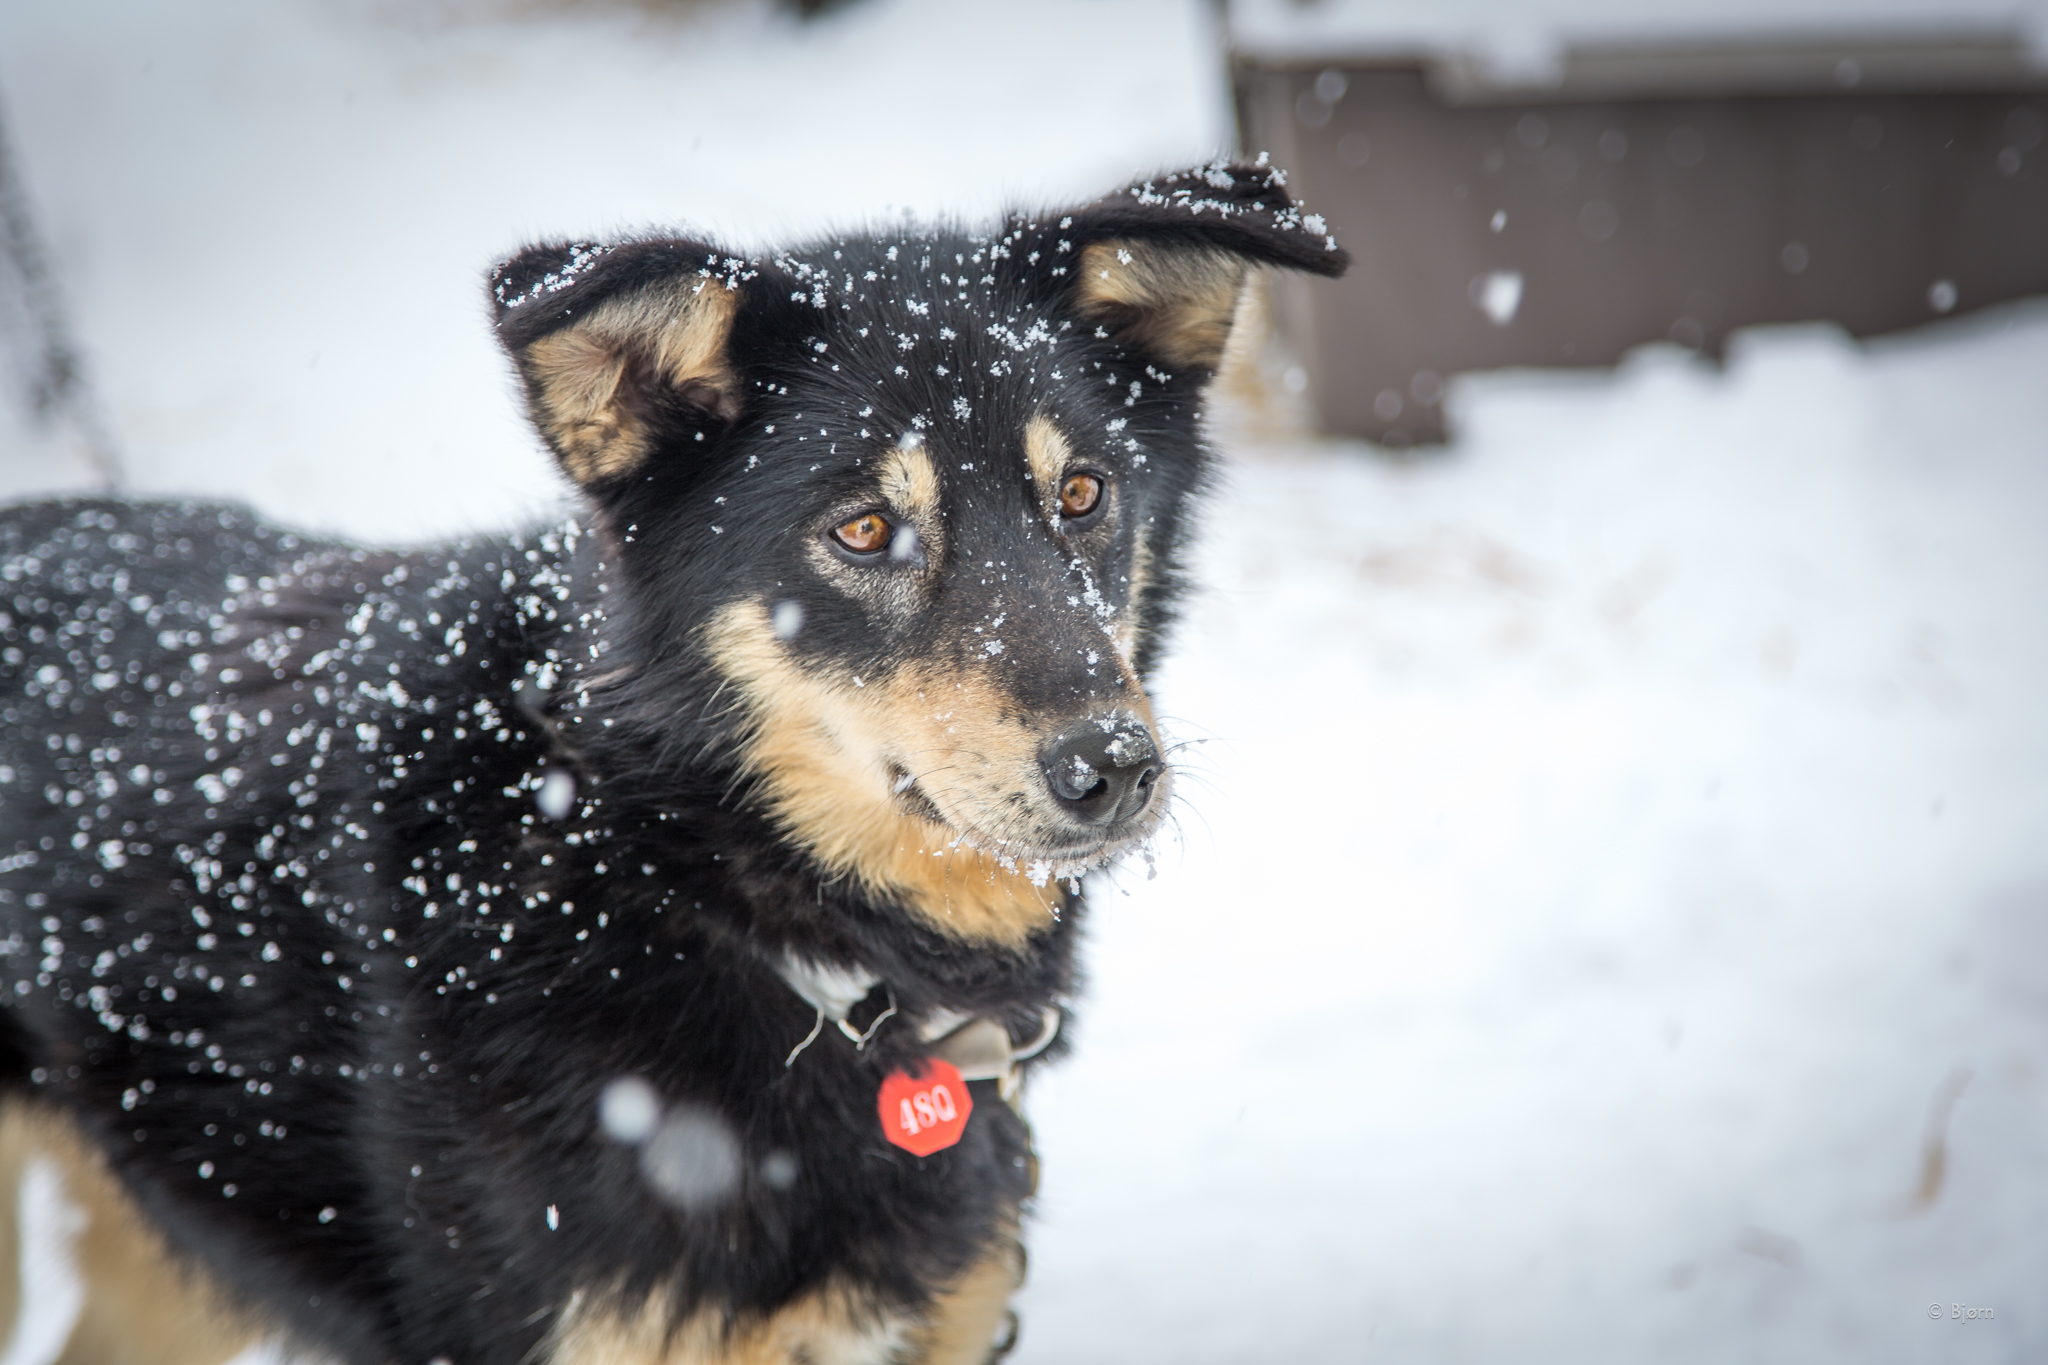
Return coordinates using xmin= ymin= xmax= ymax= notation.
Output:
xmin=1039 ymin=716 xmax=1162 ymax=827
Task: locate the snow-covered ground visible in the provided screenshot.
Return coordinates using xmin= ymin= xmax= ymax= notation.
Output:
xmin=1025 ymin=312 xmax=2048 ymax=1363
xmin=2 ymin=2 xmax=2044 ymax=1362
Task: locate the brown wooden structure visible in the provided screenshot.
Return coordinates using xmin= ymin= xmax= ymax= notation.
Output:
xmin=1231 ymin=31 xmax=2048 ymax=443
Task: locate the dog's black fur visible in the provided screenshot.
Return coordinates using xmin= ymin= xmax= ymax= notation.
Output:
xmin=0 ymin=164 xmax=1343 ymax=1362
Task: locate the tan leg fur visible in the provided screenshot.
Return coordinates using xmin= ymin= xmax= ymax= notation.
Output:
xmin=0 ymin=1099 xmax=1020 ymax=1365
xmin=0 ymin=1100 xmax=259 ymax=1365
xmin=905 ymin=1228 xmax=1024 ymax=1365
xmin=551 ymin=1224 xmax=1024 ymax=1365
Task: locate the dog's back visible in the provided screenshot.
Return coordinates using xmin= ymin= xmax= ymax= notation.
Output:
xmin=0 ymin=500 xmax=517 ymax=1360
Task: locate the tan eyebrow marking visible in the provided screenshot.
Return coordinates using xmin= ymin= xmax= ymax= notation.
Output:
xmin=878 ymin=438 xmax=940 ymax=523
xmin=1023 ymin=414 xmax=1072 ymax=522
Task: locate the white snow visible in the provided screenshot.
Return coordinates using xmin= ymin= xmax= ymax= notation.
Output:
xmin=0 ymin=1161 xmax=83 ymax=1365
xmin=1475 ymin=269 xmax=1525 ymax=327
xmin=599 ymin=1077 xmax=662 ymax=1145
xmin=534 ymin=768 xmax=577 ymax=822
xmin=1018 ymin=309 xmax=2048 ymax=1362
xmin=1 ymin=2 xmax=2044 ymax=1363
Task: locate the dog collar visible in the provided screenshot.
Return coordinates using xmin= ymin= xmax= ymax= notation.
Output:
xmin=777 ymin=953 xmax=882 ymax=1026
xmin=924 ymin=1009 xmax=1062 ymax=1103
xmin=775 ymin=953 xmax=1060 ymax=1099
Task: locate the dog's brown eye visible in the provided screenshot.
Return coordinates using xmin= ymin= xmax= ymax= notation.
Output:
xmin=832 ymin=512 xmax=892 ymax=554
xmin=1059 ymin=473 xmax=1103 ymax=519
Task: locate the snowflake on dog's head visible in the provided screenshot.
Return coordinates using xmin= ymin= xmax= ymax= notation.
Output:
xmin=491 ymin=241 xmax=614 ymax=310
xmin=1114 ymin=157 xmax=1341 ymax=255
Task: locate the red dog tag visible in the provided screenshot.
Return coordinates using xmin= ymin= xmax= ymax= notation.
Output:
xmin=878 ymin=1059 xmax=972 ymax=1156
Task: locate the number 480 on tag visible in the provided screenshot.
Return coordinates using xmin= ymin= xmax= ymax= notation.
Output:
xmin=877 ymin=1059 xmax=972 ymax=1155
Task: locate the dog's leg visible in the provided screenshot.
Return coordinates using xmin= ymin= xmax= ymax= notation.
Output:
xmin=549 ymin=1236 xmax=1025 ymax=1365
xmin=551 ymin=1281 xmax=912 ymax=1365
xmin=0 ymin=1100 xmax=28 ymax=1350
xmin=0 ymin=1100 xmax=259 ymax=1365
xmin=904 ymin=1225 xmax=1024 ymax=1365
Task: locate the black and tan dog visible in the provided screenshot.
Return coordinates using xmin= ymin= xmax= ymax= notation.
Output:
xmin=0 ymin=162 xmax=1345 ymax=1363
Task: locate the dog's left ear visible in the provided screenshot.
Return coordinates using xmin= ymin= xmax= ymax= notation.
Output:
xmin=1029 ymin=161 xmax=1349 ymax=371
xmin=488 ymin=238 xmax=756 ymax=487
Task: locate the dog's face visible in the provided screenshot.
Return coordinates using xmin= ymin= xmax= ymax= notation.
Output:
xmin=491 ymin=165 xmax=1345 ymax=945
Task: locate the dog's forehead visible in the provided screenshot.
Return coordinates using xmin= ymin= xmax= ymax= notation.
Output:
xmin=776 ymin=228 xmax=1022 ymax=303
xmin=760 ymin=231 xmax=1108 ymax=496
xmin=795 ymin=234 xmax=1077 ymax=368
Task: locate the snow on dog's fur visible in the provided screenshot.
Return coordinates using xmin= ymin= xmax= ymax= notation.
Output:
xmin=0 ymin=163 xmax=1344 ymax=1364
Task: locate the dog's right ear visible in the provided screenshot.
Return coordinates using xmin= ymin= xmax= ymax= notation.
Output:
xmin=489 ymin=239 xmax=752 ymax=487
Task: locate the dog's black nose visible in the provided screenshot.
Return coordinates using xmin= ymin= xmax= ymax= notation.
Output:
xmin=1040 ymin=715 xmax=1163 ymax=827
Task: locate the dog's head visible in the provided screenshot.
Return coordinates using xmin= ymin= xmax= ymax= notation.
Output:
xmin=491 ymin=163 xmax=1346 ymax=945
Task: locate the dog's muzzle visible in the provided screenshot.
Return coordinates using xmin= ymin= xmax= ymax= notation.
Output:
xmin=1039 ymin=713 xmax=1162 ymax=828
